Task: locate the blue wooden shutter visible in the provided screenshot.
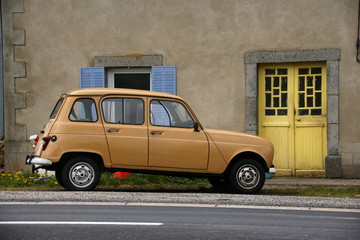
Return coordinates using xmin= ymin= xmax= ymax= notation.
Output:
xmin=80 ymin=67 xmax=105 ymax=88
xmin=151 ymin=66 xmax=176 ymax=95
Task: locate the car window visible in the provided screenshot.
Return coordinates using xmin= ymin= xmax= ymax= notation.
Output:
xmin=150 ymin=100 xmax=195 ymax=128
xmin=102 ymin=98 xmax=144 ymax=125
xmin=69 ymin=98 xmax=98 ymax=122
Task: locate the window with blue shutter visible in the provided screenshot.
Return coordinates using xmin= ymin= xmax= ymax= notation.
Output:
xmin=80 ymin=67 xmax=105 ymax=88
xmin=151 ymin=66 xmax=176 ymax=95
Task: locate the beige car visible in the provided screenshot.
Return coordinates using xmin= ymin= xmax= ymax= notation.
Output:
xmin=26 ymin=88 xmax=275 ymax=193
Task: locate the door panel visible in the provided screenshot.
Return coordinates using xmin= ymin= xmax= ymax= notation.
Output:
xmin=294 ymin=63 xmax=327 ymax=176
xmin=102 ymin=96 xmax=148 ymax=167
xmin=259 ymin=62 xmax=327 ymax=176
xmin=148 ymin=126 xmax=209 ymax=169
xmin=259 ymin=64 xmax=295 ymax=176
xmin=148 ymin=98 xmax=209 ymax=170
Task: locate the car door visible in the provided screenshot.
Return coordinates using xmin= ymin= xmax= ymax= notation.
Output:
xmin=101 ymin=96 xmax=148 ymax=167
xmin=148 ymin=98 xmax=209 ymax=170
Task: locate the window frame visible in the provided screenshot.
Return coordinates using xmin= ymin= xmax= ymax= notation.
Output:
xmin=101 ymin=97 xmax=145 ymax=125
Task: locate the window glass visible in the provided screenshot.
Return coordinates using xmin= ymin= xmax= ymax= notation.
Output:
xmin=50 ymin=97 xmax=64 ymax=119
xmin=69 ymin=98 xmax=97 ymax=122
xmin=150 ymin=100 xmax=195 ymax=128
xmin=102 ymin=98 xmax=144 ymax=125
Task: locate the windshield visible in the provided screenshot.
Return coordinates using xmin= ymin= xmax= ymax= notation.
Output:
xmin=49 ymin=97 xmax=65 ymax=119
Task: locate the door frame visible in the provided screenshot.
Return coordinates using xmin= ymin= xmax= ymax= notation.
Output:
xmin=244 ymin=49 xmax=341 ymax=178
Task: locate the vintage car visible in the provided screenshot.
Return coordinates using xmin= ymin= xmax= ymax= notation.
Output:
xmin=26 ymin=88 xmax=275 ymax=193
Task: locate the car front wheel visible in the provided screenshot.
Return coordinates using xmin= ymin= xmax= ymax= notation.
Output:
xmin=227 ymin=159 xmax=265 ymax=194
xmin=61 ymin=157 xmax=100 ymax=191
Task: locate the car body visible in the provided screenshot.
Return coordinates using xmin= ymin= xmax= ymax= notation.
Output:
xmin=26 ymin=88 xmax=275 ymax=193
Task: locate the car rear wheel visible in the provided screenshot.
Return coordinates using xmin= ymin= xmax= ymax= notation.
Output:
xmin=208 ymin=177 xmax=228 ymax=192
xmin=55 ymin=167 xmax=65 ymax=188
xmin=227 ymin=159 xmax=265 ymax=194
xmin=61 ymin=157 xmax=100 ymax=191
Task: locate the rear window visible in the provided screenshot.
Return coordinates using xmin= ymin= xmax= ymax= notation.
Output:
xmin=69 ymin=98 xmax=98 ymax=122
xmin=49 ymin=97 xmax=65 ymax=119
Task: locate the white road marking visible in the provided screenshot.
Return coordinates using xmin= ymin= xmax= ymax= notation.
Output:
xmin=0 ymin=221 xmax=163 ymax=226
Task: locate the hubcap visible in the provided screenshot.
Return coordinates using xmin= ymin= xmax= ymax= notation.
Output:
xmin=236 ymin=164 xmax=260 ymax=190
xmin=69 ymin=162 xmax=94 ymax=188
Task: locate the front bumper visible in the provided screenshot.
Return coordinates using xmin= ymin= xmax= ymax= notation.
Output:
xmin=269 ymin=165 xmax=276 ymax=174
xmin=25 ymin=155 xmax=52 ymax=166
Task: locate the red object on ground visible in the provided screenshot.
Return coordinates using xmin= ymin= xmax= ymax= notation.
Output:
xmin=113 ymin=172 xmax=131 ymax=179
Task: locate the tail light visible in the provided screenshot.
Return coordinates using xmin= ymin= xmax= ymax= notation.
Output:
xmin=29 ymin=135 xmax=39 ymax=148
xmin=41 ymin=136 xmax=52 ymax=150
xmin=34 ymin=137 xmax=39 ymax=146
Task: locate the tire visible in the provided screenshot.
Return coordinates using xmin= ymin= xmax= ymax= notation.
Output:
xmin=227 ymin=159 xmax=265 ymax=194
xmin=208 ymin=177 xmax=228 ymax=192
xmin=55 ymin=167 xmax=65 ymax=188
xmin=61 ymin=157 xmax=100 ymax=191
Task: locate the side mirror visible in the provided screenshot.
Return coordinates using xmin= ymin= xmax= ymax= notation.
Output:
xmin=193 ymin=122 xmax=200 ymax=132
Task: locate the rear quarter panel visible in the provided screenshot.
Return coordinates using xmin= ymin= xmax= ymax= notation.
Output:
xmin=39 ymin=96 xmax=111 ymax=167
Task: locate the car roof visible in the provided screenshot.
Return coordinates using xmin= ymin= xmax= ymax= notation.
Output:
xmin=66 ymin=88 xmax=184 ymax=100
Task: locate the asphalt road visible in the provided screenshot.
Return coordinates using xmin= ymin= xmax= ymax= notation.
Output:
xmin=0 ymin=203 xmax=359 ymax=240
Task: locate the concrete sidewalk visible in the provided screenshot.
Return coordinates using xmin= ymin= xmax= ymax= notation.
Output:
xmin=264 ymin=177 xmax=360 ymax=189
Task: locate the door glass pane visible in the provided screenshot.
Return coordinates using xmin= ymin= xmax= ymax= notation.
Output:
xmin=277 ymin=109 xmax=287 ymax=115
xmin=311 ymin=67 xmax=322 ymax=74
xmin=151 ymin=100 xmax=194 ymax=128
xmin=265 ymin=77 xmax=272 ymax=91
xmin=315 ymin=93 xmax=322 ymax=107
xmin=273 ymin=97 xmax=279 ymax=107
xmin=299 ymin=93 xmax=305 ymax=107
xmin=299 ymin=68 xmax=309 ymax=75
xmin=277 ymin=69 xmax=288 ymax=75
xmin=123 ymin=98 xmax=144 ymax=125
xmin=281 ymin=77 xmax=287 ymax=91
xmin=265 ymin=109 xmax=275 ymax=115
xmin=307 ymin=76 xmax=313 ymax=87
xmin=265 ymin=69 xmax=275 ymax=75
xmin=299 ymin=109 xmax=309 ymax=115
xmin=266 ymin=93 xmax=272 ymax=107
xmin=307 ymin=97 xmax=313 ymax=107
xmin=102 ymin=98 xmax=123 ymax=123
xmin=315 ymin=76 xmax=322 ymax=90
xmin=281 ymin=93 xmax=287 ymax=107
xmin=274 ymin=77 xmax=280 ymax=87
xmin=299 ymin=77 xmax=305 ymax=91
xmin=311 ymin=109 xmax=322 ymax=115
xmin=150 ymin=100 xmax=171 ymax=126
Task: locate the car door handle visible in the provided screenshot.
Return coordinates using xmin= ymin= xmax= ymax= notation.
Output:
xmin=150 ymin=131 xmax=162 ymax=135
xmin=107 ymin=128 xmax=120 ymax=133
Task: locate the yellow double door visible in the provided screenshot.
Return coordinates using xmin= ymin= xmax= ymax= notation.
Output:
xmin=259 ymin=62 xmax=327 ymax=177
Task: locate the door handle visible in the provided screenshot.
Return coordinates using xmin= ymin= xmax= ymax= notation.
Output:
xmin=150 ymin=131 xmax=162 ymax=135
xmin=295 ymin=118 xmax=301 ymax=121
xmin=107 ymin=128 xmax=120 ymax=133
